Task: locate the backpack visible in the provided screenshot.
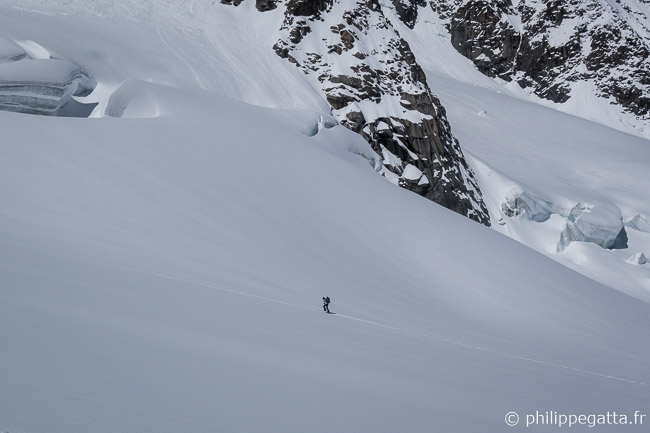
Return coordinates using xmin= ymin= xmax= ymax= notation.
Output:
xmin=325 ymin=297 xmax=330 ymax=304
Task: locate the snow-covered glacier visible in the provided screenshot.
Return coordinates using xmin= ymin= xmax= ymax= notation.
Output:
xmin=0 ymin=2 xmax=649 ymax=433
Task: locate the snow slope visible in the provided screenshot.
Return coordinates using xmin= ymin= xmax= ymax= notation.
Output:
xmin=3 ymin=76 xmax=650 ymax=433
xmin=1 ymin=4 xmax=650 ymax=433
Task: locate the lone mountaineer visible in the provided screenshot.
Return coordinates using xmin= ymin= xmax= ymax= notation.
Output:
xmin=322 ymin=296 xmax=330 ymax=313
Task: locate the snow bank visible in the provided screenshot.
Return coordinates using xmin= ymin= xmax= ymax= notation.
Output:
xmin=0 ymin=58 xmax=96 ymax=116
xmin=105 ymin=79 xmax=160 ymax=118
xmin=317 ymin=123 xmax=384 ymax=173
xmin=14 ymin=39 xmax=51 ymax=60
xmin=558 ymin=203 xmax=628 ymax=252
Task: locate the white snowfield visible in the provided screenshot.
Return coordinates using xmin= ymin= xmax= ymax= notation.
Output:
xmin=1 ymin=3 xmax=650 ymax=433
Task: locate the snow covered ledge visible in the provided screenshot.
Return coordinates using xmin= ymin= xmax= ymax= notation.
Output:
xmin=0 ymin=36 xmax=28 ymax=63
xmin=0 ymin=58 xmax=96 ymax=116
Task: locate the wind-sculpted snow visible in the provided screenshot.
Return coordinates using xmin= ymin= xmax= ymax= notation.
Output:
xmin=0 ymin=36 xmax=27 ymax=63
xmin=0 ymin=57 xmax=95 ymax=116
xmin=105 ymin=79 xmax=160 ymax=118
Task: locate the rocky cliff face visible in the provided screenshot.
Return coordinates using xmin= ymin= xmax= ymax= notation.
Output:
xmin=222 ymin=0 xmax=491 ymax=225
xmin=408 ymin=0 xmax=650 ymax=121
xmin=390 ymin=0 xmax=427 ymax=28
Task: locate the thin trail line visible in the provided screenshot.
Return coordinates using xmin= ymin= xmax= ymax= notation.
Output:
xmin=331 ymin=313 xmax=647 ymax=386
xmin=1 ymin=239 xmax=647 ymax=388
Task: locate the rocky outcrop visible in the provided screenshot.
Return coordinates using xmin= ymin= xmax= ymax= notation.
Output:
xmin=273 ymin=0 xmax=490 ymax=224
xmin=222 ymin=0 xmax=278 ymax=11
xmin=285 ymin=0 xmax=331 ymax=16
xmin=256 ymin=0 xmax=277 ymax=12
xmin=390 ymin=0 xmax=650 ymax=122
xmin=390 ymin=0 xmax=427 ymax=29
xmin=423 ymin=0 xmax=650 ymax=120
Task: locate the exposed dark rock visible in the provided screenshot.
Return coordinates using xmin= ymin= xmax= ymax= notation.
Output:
xmin=256 ymin=0 xmax=277 ymax=12
xmin=289 ymin=23 xmax=311 ymax=44
xmin=286 ymin=0 xmax=333 ymax=17
xmin=432 ymin=0 xmax=650 ymax=119
xmin=390 ymin=0 xmax=427 ymax=29
xmin=275 ymin=0 xmax=491 ymax=225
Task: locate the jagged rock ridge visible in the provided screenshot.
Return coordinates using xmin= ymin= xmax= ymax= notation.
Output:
xmin=390 ymin=0 xmax=427 ymax=28
xmin=400 ymin=0 xmax=650 ymax=120
xmin=223 ymin=0 xmax=491 ymax=225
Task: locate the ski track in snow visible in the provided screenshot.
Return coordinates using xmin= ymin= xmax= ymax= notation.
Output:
xmin=3 ymin=238 xmax=647 ymax=389
xmin=154 ymin=10 xmax=205 ymax=90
